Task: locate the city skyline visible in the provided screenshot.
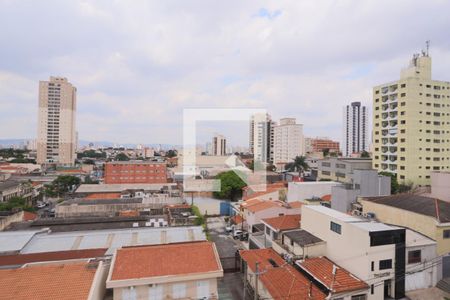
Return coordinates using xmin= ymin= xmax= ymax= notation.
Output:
xmin=1 ymin=1 xmax=450 ymax=146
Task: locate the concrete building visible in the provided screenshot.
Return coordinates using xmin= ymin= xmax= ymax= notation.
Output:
xmin=249 ymin=214 xmax=301 ymax=249
xmin=318 ymin=157 xmax=373 ymax=182
xmin=302 ymin=205 xmax=406 ymax=299
xmin=331 ymin=169 xmax=391 ymax=213
xmin=249 ymin=113 xmax=275 ymax=163
xmin=104 ymin=161 xmax=168 ymax=184
xmin=37 ymin=76 xmax=77 ymax=165
xmin=372 ymin=52 xmax=450 ymax=185
xmin=273 ymin=117 xmax=304 ymax=169
xmin=343 ymin=101 xmax=369 ymax=157
xmin=287 ymin=181 xmax=342 ymax=202
xmin=212 ymin=134 xmax=226 ymax=156
xmin=305 ymin=137 xmax=340 ymax=154
xmin=106 ymin=241 xmax=223 ymax=300
xmin=431 ymin=172 xmax=450 ymax=202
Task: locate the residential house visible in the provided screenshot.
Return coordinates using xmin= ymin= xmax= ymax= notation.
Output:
xmin=249 ymin=214 xmax=301 ymax=249
xmin=240 ymin=248 xmax=327 ymax=300
xmin=106 ymin=241 xmax=223 ymax=300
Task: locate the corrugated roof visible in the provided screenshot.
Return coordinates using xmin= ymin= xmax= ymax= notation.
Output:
xmin=297 ymin=257 xmax=368 ymax=293
xmin=110 ymin=241 xmax=222 ymax=281
xmin=363 ymin=194 xmax=450 ymax=223
xmin=0 ymin=261 xmax=98 ymax=300
xmin=283 ymin=230 xmax=323 ymax=247
xmin=0 ymin=248 xmax=107 ymax=267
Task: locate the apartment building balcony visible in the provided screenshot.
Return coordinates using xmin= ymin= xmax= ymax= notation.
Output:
xmin=388 ymin=164 xmax=398 ymax=171
xmin=381 ymin=163 xmax=389 ymax=170
xmin=389 ymin=155 xmax=397 ymax=162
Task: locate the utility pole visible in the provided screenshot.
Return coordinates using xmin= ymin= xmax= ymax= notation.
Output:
xmin=254 ymin=262 xmax=259 ymax=300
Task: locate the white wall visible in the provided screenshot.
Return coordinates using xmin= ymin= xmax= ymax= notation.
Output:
xmin=287 ymin=182 xmax=341 ymax=202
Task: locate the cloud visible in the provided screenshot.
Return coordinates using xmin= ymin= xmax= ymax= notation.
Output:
xmin=1 ymin=0 xmax=450 ymax=147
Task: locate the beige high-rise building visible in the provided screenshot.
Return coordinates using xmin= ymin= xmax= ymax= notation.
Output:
xmin=273 ymin=118 xmax=304 ymax=169
xmin=372 ymin=51 xmax=450 ymax=186
xmin=212 ymin=134 xmax=226 ymax=156
xmin=37 ymin=76 xmax=77 ymax=165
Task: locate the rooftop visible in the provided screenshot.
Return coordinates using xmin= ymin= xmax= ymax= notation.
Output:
xmin=362 ymin=194 xmax=450 ymax=223
xmin=84 ymin=192 xmax=122 ymax=199
xmin=108 ymin=241 xmax=222 ymax=284
xmin=297 ymin=257 xmax=368 ymax=294
xmin=240 ymin=248 xmax=326 ymax=300
xmin=0 ymin=226 xmax=206 ymax=255
xmin=262 ymin=214 xmax=301 ymax=231
xmin=0 ymin=248 xmax=107 ymax=267
xmin=0 ymin=261 xmax=99 ymax=300
xmin=283 ymin=230 xmax=324 ymax=247
xmin=106 ymin=160 xmax=166 ymax=165
xmin=0 ymin=180 xmax=20 ymax=191
xmin=75 ymin=183 xmax=178 ymax=193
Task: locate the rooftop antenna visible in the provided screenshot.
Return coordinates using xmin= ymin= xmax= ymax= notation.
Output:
xmin=426 ymin=40 xmax=430 ymax=56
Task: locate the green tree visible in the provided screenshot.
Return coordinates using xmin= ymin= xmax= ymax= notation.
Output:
xmin=115 ymin=153 xmax=130 ymax=161
xmin=45 ymin=175 xmax=81 ymax=197
xmin=213 ymin=171 xmax=247 ymax=201
xmin=285 ymin=156 xmax=309 ymax=177
xmin=165 ymin=150 xmax=177 ymax=158
xmin=0 ymin=196 xmax=35 ymax=212
xmin=379 ymin=172 xmax=399 ymax=194
xmin=322 ymin=148 xmax=330 ymax=157
xmin=360 ymin=151 xmax=370 ymax=158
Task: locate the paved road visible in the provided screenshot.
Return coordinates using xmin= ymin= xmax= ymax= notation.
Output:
xmin=207 ymin=216 xmax=242 ymax=258
xmin=207 ymin=217 xmax=247 ymax=300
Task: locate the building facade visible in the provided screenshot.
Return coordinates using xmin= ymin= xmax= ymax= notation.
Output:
xmin=37 ymin=76 xmax=77 ymax=165
xmin=104 ymin=161 xmax=168 ymax=184
xmin=305 ymin=137 xmax=340 ymax=154
xmin=249 ymin=113 xmax=275 ymax=163
xmin=343 ymin=102 xmax=368 ymax=157
xmin=318 ymin=158 xmax=373 ymax=182
xmin=273 ymin=118 xmax=304 ymax=169
xmin=212 ymin=134 xmax=226 ymax=156
xmin=372 ymin=53 xmax=450 ymax=185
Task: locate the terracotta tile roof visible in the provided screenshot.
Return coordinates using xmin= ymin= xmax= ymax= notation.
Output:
xmin=288 ymin=201 xmax=303 ymax=208
xmin=84 ymin=192 xmax=121 ymax=199
xmin=321 ymin=194 xmax=332 ymax=202
xmin=22 ymin=211 xmax=37 ymax=221
xmin=0 ymin=261 xmax=99 ymax=300
xmin=243 ymin=187 xmax=282 ymax=201
xmin=240 ymin=249 xmax=326 ymax=300
xmin=262 ymin=214 xmax=301 ymax=231
xmin=246 ymin=201 xmax=280 ymax=213
xmin=240 ymin=198 xmax=263 ymax=208
xmin=110 ymin=241 xmax=222 ymax=281
xmin=298 ymin=257 xmax=368 ymax=293
xmin=231 ymin=215 xmax=243 ymax=224
xmin=0 ymin=248 xmax=107 ymax=267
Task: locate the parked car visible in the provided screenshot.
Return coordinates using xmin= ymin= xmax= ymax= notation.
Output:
xmin=233 ymin=230 xmax=243 ymax=239
xmin=225 ymin=225 xmax=234 ymax=233
xmin=239 ymin=232 xmax=249 ymax=241
xmin=36 ymin=202 xmax=46 ymax=209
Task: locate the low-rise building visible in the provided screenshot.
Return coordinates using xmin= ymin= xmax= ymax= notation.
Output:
xmin=271 ymin=229 xmax=325 ymax=260
xmin=431 ymin=172 xmax=450 ymax=202
xmin=249 ymin=214 xmax=301 ymax=249
xmin=240 ymin=248 xmax=327 ymax=300
xmin=301 ymin=205 xmax=406 ymax=299
xmin=331 ymin=169 xmax=391 ymax=213
xmin=318 ymin=158 xmax=372 ymax=182
xmin=0 ymin=260 xmax=107 ymax=300
xmin=106 ymin=241 xmax=223 ymax=300
xmin=287 ymin=181 xmax=342 ymax=202
xmin=104 ymin=161 xmax=168 ymax=184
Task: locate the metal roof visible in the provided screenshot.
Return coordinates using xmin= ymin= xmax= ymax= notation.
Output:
xmin=75 ymin=183 xmax=178 ymax=193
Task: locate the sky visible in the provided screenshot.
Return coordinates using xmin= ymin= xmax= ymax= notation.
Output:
xmin=1 ymin=0 xmax=450 ymax=147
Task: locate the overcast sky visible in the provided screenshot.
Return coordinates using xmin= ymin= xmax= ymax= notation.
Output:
xmin=1 ymin=0 xmax=450 ymax=147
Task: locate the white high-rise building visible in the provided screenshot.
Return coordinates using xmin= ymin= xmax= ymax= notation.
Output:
xmin=212 ymin=134 xmax=226 ymax=156
xmin=273 ymin=118 xmax=304 ymax=169
xmin=37 ymin=76 xmax=77 ymax=165
xmin=249 ymin=114 xmax=275 ymax=163
xmin=342 ymin=102 xmax=368 ymax=157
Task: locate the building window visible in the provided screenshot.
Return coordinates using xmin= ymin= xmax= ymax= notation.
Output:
xmin=330 ymin=221 xmax=341 ymax=234
xmin=371 ymin=284 xmax=374 ymax=294
xmin=379 ymin=259 xmax=392 ymax=270
xmin=408 ymin=250 xmax=421 ymax=264
xmin=351 ymin=295 xmax=367 ymax=300
xmin=172 ymin=283 xmax=186 ymax=298
xmin=443 ymin=230 xmax=450 ymax=239
xmin=371 ymin=261 xmax=374 ymax=271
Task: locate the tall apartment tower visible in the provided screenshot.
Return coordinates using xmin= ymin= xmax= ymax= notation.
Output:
xmin=372 ymin=51 xmax=450 ymax=185
xmin=342 ymin=102 xmax=368 ymax=157
xmin=249 ymin=113 xmax=275 ymax=163
xmin=212 ymin=134 xmax=226 ymax=156
xmin=37 ymin=77 xmax=77 ymax=165
xmin=273 ymin=118 xmax=304 ymax=169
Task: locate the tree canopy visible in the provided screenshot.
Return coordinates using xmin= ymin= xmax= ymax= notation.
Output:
xmin=0 ymin=196 xmax=35 ymax=212
xmin=115 ymin=153 xmax=130 ymax=161
xmin=285 ymin=156 xmax=309 ymax=176
xmin=44 ymin=175 xmax=81 ymax=197
xmin=213 ymin=171 xmax=247 ymax=201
